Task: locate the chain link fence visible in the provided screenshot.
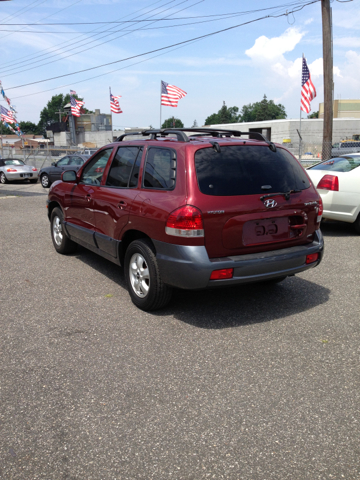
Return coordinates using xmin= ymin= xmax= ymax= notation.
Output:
xmin=1 ymin=145 xmax=87 ymax=170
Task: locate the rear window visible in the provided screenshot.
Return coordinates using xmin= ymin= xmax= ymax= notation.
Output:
xmin=309 ymin=156 xmax=360 ymax=172
xmin=194 ymin=145 xmax=310 ymax=196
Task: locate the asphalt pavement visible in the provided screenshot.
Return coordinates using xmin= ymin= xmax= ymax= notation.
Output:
xmin=0 ymin=181 xmax=359 ymax=480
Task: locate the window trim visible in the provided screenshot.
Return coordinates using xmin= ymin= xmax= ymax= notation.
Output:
xmin=79 ymin=147 xmax=114 ymax=186
xmin=141 ymin=146 xmax=177 ymax=191
xmin=105 ymin=145 xmax=143 ymax=189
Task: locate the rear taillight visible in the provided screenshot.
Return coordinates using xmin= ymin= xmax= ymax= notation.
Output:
xmin=32 ymin=167 xmax=38 ymax=172
xmin=317 ymin=175 xmax=339 ymax=191
xmin=7 ymin=168 xmax=17 ymax=172
xmin=165 ymin=205 xmax=204 ymax=237
xmin=316 ymin=197 xmax=323 ymax=227
xmin=306 ymin=253 xmax=319 ymax=264
xmin=210 ymin=268 xmax=234 ymax=280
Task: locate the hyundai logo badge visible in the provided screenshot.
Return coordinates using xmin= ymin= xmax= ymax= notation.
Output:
xmin=264 ymin=199 xmax=277 ymax=208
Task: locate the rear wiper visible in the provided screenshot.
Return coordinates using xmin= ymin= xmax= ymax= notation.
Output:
xmin=260 ymin=189 xmax=302 ymax=201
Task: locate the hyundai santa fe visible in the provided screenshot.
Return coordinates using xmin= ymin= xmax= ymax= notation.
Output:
xmin=46 ymin=128 xmax=324 ymax=311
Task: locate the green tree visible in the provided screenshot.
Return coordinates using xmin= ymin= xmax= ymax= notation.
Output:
xmin=19 ymin=121 xmax=41 ymax=135
xmin=308 ymin=111 xmax=319 ymax=119
xmin=239 ymin=95 xmax=287 ymax=122
xmin=204 ymin=101 xmax=240 ymax=125
xmin=161 ymin=117 xmax=184 ymax=128
xmin=38 ymin=93 xmax=92 ymax=135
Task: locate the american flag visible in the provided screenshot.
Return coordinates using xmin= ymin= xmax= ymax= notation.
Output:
xmin=110 ymin=93 xmax=122 ymax=114
xmin=301 ymin=57 xmax=316 ymax=114
xmin=70 ymin=89 xmax=76 ymax=95
xmin=161 ymin=81 xmax=187 ymax=107
xmin=70 ymin=95 xmax=85 ymax=117
xmin=0 ymin=105 xmax=15 ymax=123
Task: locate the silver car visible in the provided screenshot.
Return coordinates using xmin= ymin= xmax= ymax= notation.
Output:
xmin=0 ymin=158 xmax=39 ymax=184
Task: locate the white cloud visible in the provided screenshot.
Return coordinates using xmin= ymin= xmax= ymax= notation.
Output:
xmin=304 ymin=18 xmax=314 ymax=26
xmin=245 ymin=28 xmax=304 ymax=61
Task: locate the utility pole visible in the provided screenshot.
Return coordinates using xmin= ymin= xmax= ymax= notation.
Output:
xmin=321 ymin=0 xmax=333 ymax=160
xmin=55 ymin=110 xmax=65 ymax=123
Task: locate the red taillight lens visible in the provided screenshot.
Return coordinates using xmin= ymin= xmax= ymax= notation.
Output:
xmin=165 ymin=205 xmax=204 ymax=237
xmin=306 ymin=253 xmax=319 ymax=264
xmin=32 ymin=167 xmax=38 ymax=172
xmin=210 ymin=268 xmax=234 ymax=280
xmin=317 ymin=175 xmax=339 ymax=191
xmin=7 ymin=168 xmax=17 ymax=172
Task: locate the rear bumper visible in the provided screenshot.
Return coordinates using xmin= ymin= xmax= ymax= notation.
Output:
xmin=153 ymin=230 xmax=324 ymax=290
xmin=3 ymin=172 xmax=38 ymax=181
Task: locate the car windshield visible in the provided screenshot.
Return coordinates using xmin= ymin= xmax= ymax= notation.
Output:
xmin=309 ymin=156 xmax=360 ymax=172
xmin=4 ymin=159 xmax=25 ymax=166
xmin=194 ymin=145 xmax=310 ymax=196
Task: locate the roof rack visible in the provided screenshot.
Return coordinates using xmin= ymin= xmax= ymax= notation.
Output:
xmin=115 ymin=128 xmax=276 ymax=151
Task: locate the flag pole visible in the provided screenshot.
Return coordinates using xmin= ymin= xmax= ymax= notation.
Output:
xmin=299 ymin=53 xmax=304 ymax=161
xmin=109 ymin=87 xmax=114 ymax=142
xmin=160 ymin=81 xmax=162 ymax=129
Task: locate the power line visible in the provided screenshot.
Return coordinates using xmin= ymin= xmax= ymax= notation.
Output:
xmin=1 ymin=0 xmax=204 ymax=78
xmin=0 ymin=1 xmax=316 ymax=33
xmin=0 ymin=0 xmax=178 ymax=72
xmin=0 ymin=1 xmax=317 ymax=25
xmin=0 ymin=0 xmax=315 ymax=77
xmin=6 ymin=0 xmax=321 ymax=91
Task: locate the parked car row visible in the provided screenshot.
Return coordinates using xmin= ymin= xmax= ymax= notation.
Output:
xmin=46 ymin=128 xmax=325 ymax=311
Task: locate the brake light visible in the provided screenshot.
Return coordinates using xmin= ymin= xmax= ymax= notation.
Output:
xmin=210 ymin=268 xmax=234 ymax=280
xmin=306 ymin=253 xmax=319 ymax=264
xmin=165 ymin=205 xmax=204 ymax=237
xmin=7 ymin=168 xmax=17 ymax=172
xmin=317 ymin=175 xmax=339 ymax=191
xmin=316 ymin=197 xmax=323 ymax=227
xmin=32 ymin=167 xmax=38 ymax=172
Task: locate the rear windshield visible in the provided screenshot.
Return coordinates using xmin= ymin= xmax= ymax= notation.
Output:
xmin=194 ymin=145 xmax=310 ymax=196
xmin=309 ymin=156 xmax=360 ymax=172
xmin=4 ymin=159 xmax=25 ymax=166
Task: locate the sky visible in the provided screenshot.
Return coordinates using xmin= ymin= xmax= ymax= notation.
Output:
xmin=0 ymin=0 xmax=359 ymax=130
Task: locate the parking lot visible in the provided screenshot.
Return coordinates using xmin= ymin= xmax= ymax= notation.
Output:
xmin=0 ymin=182 xmax=359 ymax=479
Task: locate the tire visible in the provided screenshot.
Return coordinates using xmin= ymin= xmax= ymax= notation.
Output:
xmin=50 ymin=207 xmax=77 ymax=254
xmin=30 ymin=178 xmax=38 ymax=184
xmin=354 ymin=213 xmax=360 ymax=234
xmin=0 ymin=172 xmax=8 ymax=184
xmin=124 ymin=238 xmax=172 ymax=311
xmin=41 ymin=174 xmax=51 ymax=188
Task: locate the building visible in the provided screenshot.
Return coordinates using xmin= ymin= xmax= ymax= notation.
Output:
xmin=0 ymin=134 xmax=48 ymax=148
xmin=319 ymin=99 xmax=360 ymax=119
xmin=205 ymin=117 xmax=360 ymax=155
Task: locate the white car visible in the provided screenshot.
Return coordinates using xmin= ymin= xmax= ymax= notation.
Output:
xmin=307 ymin=154 xmax=360 ymax=233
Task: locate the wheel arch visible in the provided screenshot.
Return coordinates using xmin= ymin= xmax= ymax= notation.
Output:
xmin=47 ymin=200 xmax=63 ymax=221
xmin=119 ymin=229 xmax=153 ymax=266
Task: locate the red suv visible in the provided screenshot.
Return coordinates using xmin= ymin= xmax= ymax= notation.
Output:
xmin=47 ymin=128 xmax=324 ymax=311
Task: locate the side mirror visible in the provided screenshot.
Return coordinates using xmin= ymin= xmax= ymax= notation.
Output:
xmin=51 ymin=162 xmax=56 ymax=166
xmin=62 ymin=170 xmax=77 ymax=182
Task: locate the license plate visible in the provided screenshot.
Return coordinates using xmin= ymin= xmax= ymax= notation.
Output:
xmin=23 ymin=174 xmax=31 ymax=178
xmin=243 ymin=217 xmax=289 ymax=245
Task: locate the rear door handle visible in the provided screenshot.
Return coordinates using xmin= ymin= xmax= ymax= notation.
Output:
xmin=118 ymin=200 xmax=127 ymax=209
xmin=85 ymin=194 xmax=91 ymax=202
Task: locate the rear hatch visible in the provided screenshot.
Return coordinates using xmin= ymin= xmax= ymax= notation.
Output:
xmin=191 ymin=143 xmax=320 ymax=258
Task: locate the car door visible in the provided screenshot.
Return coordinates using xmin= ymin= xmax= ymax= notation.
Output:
xmin=65 ymin=148 xmax=114 ymax=247
xmin=91 ymin=145 xmax=144 ymax=258
xmin=49 ymin=156 xmax=70 ymax=183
